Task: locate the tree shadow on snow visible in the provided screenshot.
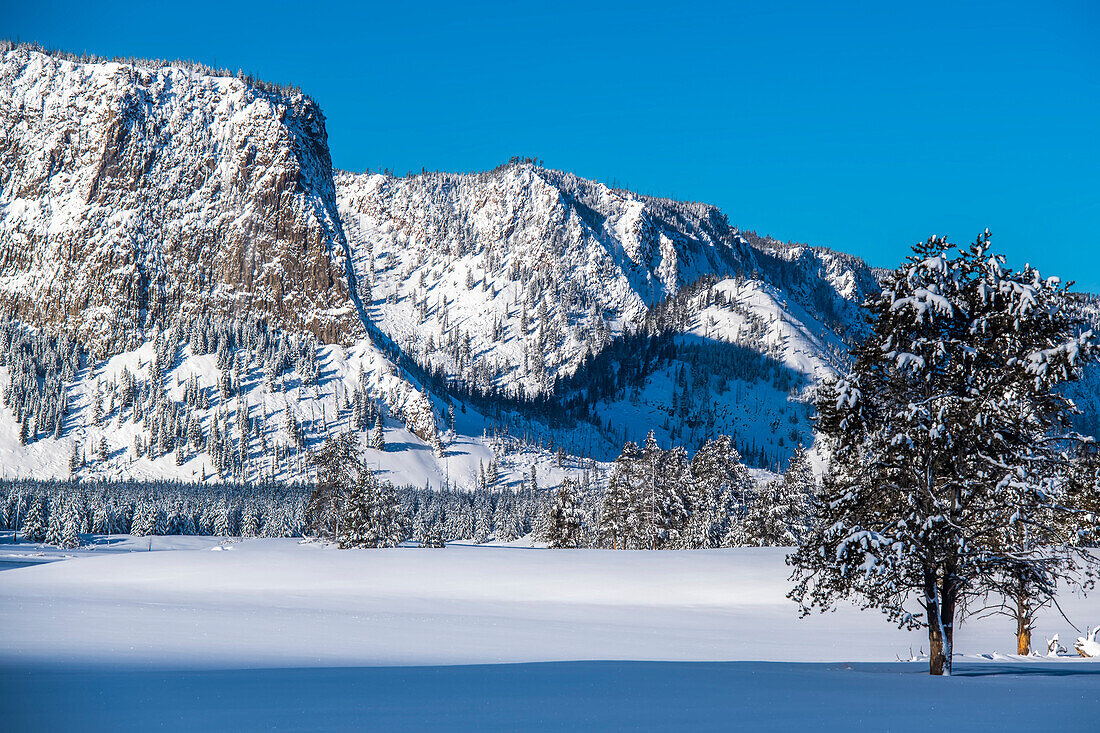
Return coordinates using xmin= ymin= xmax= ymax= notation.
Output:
xmin=951 ymin=662 xmax=1100 ymax=678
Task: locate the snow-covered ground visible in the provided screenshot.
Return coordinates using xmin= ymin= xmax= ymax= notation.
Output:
xmin=4 ymin=659 xmax=1097 ymax=732
xmin=0 ymin=539 xmax=1095 ymax=730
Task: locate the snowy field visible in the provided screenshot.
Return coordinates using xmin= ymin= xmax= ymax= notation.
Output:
xmin=0 ymin=539 xmax=1096 ymax=730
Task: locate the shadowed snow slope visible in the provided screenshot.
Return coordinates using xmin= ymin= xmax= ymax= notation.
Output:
xmin=0 ymin=541 xmax=1094 ymax=668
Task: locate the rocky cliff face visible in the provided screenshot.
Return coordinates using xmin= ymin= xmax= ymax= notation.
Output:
xmin=0 ymin=46 xmax=359 ymax=357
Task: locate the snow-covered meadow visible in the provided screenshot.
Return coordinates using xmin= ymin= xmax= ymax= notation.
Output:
xmin=0 ymin=538 xmax=1096 ymax=730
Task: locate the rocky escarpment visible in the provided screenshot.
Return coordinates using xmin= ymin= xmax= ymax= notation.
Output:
xmin=0 ymin=45 xmax=359 ymax=357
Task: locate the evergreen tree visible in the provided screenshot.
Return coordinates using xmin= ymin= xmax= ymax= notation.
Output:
xmin=790 ymin=232 xmax=1099 ymax=675
xmin=20 ymin=497 xmax=46 ymax=543
xmin=130 ymin=502 xmax=149 ymax=537
xmin=45 ymin=498 xmax=63 ymax=546
xmin=150 ymin=507 xmax=168 ymax=536
xmin=418 ymin=520 xmax=446 ymax=548
xmin=338 ymin=472 xmax=374 ymax=549
xmin=306 ymin=432 xmax=362 ymax=541
xmin=473 ymin=503 xmax=492 ymax=544
xmin=732 ymin=445 xmax=815 ymax=547
xmin=599 ymin=443 xmax=637 ymax=549
xmin=368 ymin=479 xmax=407 ymax=548
xmin=632 ymin=432 xmax=690 ymax=549
xmin=91 ymin=383 xmax=103 ymax=426
xmin=338 ymin=468 xmax=406 ymax=549
xmin=60 ymin=501 xmax=81 ymax=549
xmin=688 ymin=436 xmax=755 ymax=548
xmin=92 ymin=503 xmax=110 ymax=534
xmin=214 ymin=501 xmax=232 ymax=537
xmin=546 ymin=478 xmax=584 ymax=548
xmin=241 ymin=507 xmax=261 ymax=538
xmin=371 ymin=413 xmax=386 ymax=451
xmin=487 ymin=456 xmax=499 ymax=487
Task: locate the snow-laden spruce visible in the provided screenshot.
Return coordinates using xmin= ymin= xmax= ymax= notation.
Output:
xmin=789 ymin=231 xmax=1100 ymax=676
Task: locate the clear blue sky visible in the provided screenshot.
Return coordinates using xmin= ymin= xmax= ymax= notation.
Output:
xmin=7 ymin=1 xmax=1099 ymax=291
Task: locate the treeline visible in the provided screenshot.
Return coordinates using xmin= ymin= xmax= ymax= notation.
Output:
xmin=1 ymin=432 xmax=816 ymax=552
xmin=3 ymin=478 xmax=312 ymax=549
xmin=544 ymin=434 xmax=814 ymax=549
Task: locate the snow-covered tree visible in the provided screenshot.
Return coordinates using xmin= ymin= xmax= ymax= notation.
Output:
xmin=214 ymin=500 xmax=233 ymax=537
xmin=598 ymin=446 xmax=635 ymax=549
xmin=20 ymin=497 xmax=46 ymax=543
xmin=337 ymin=473 xmax=374 ymax=549
xmin=150 ymin=507 xmax=168 ymax=536
xmin=45 ymin=497 xmax=63 ymax=546
xmin=634 ymin=432 xmax=690 ymax=549
xmin=417 ymin=519 xmax=446 ymax=548
xmin=687 ymin=436 xmax=755 ymax=548
xmin=366 ymin=478 xmax=407 ymax=548
xmin=91 ymin=503 xmax=110 ymax=534
xmin=732 ymin=445 xmax=814 ymax=547
xmin=306 ymin=432 xmax=362 ymax=541
xmin=371 ymin=413 xmax=386 ymax=451
xmin=338 ymin=468 xmax=406 ymax=549
xmin=789 ymin=232 xmax=1099 ymax=675
xmin=60 ymin=501 xmax=81 ymax=549
xmin=546 ymin=478 xmax=585 ymax=548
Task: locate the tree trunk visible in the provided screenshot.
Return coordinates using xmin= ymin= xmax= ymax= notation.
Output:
xmin=941 ymin=595 xmax=955 ymax=677
xmin=926 ymin=570 xmax=956 ymax=676
xmin=1014 ymin=584 xmax=1033 ymax=656
xmin=925 ymin=571 xmax=948 ymax=676
xmin=928 ymin=622 xmax=946 ymax=676
xmin=1017 ymin=620 xmax=1032 ymax=656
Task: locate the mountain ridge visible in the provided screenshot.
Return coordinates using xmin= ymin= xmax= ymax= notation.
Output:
xmin=0 ymin=44 xmax=1094 ymax=486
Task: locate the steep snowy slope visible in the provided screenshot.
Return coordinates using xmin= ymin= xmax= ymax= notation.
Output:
xmin=0 ymin=45 xmax=359 ymax=356
xmin=336 ymin=162 xmax=759 ymax=397
xmin=584 ymin=275 xmax=850 ymax=467
xmin=0 ymin=313 xmax=593 ymax=492
xmin=335 ymin=162 xmax=883 ymax=466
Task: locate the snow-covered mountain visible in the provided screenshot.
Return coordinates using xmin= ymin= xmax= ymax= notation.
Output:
xmin=0 ymin=45 xmax=359 ymax=356
xmin=335 ymin=161 xmax=883 ymax=466
xmin=336 ymin=162 xmax=764 ymax=397
xmin=0 ymin=46 xmax=458 ymax=485
xmin=336 ymin=162 xmax=881 ymax=389
xmin=0 ymin=45 xmax=1093 ymax=485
